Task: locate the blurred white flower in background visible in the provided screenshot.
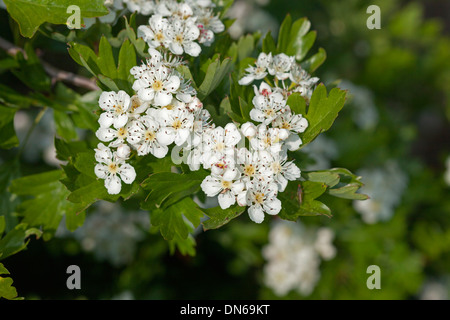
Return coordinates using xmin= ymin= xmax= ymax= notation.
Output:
xmin=353 ymin=160 xmax=408 ymax=224
xmin=56 ymin=201 xmax=150 ymax=267
xmin=262 ymin=220 xmax=336 ymax=297
xmin=301 ymin=134 xmax=339 ymax=171
xmin=419 ymin=278 xmax=449 ymax=300
xmin=226 ymin=0 xmax=278 ymax=40
xmin=338 ymin=80 xmax=379 ymax=131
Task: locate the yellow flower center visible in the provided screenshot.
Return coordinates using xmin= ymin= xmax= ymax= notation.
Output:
xmin=244 ymin=164 xmax=255 ymax=177
xmin=221 ymin=180 xmax=232 ymax=190
xmin=172 ymin=119 xmax=182 ymax=130
xmin=264 ymin=108 xmax=275 ymax=117
xmin=114 ymin=104 xmax=123 ymax=115
xmin=144 ymin=130 xmax=156 ymax=142
xmin=117 ymin=128 xmax=128 ymax=139
xmin=108 ymin=162 xmax=118 ymax=174
xmin=155 ymin=32 xmax=164 ymax=42
xmin=130 ymin=96 xmax=141 ymax=112
xmin=281 ymin=121 xmax=291 ymax=130
xmin=215 ymin=142 xmax=225 ymax=152
xmin=271 ymin=162 xmax=282 ymax=174
xmin=255 ymin=192 xmax=265 ymax=204
xmin=152 ymin=80 xmax=163 ymax=91
xmin=175 ymin=34 xmax=184 ymax=43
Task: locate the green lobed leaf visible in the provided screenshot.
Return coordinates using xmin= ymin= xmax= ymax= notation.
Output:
xmin=0 ymin=262 xmax=21 ymax=300
xmin=10 ymin=43 xmax=51 ymax=92
xmin=293 ymin=31 xmax=317 ymax=62
xmin=141 ymin=170 xmax=208 ymax=210
xmin=278 ymin=180 xmax=331 ymax=221
xmin=4 ymin=0 xmax=108 ymax=38
xmin=286 ymin=92 xmax=307 ymax=115
xmin=68 ymin=36 xmax=136 ymax=93
xmin=124 ymin=15 xmax=148 ymax=58
xmin=303 ymin=168 xmax=369 ymax=200
xmin=0 ymin=223 xmax=42 ymax=261
xmin=277 ymin=14 xmax=293 ymax=54
xmin=201 ymin=204 xmax=246 ymax=231
xmin=262 ymin=31 xmax=277 ymax=54
xmin=300 ymin=84 xmax=347 ymax=147
xmin=301 ymin=47 xmax=327 ymax=73
xmin=9 ymin=170 xmax=86 ymax=235
xmin=150 ymin=197 xmax=205 ymax=241
xmin=198 ymin=55 xmax=233 ymax=100
xmin=53 ymin=109 xmax=78 ymax=141
xmin=168 ymin=233 xmax=196 ymax=257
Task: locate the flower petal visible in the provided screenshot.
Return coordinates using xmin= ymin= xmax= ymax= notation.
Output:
xmin=154 ymin=91 xmax=173 ymax=107
xmin=105 ymin=174 xmax=122 ymax=194
xmin=218 ymin=191 xmax=236 ymax=209
xmin=94 ymin=164 xmax=108 ymax=179
xmin=248 ymin=205 xmax=265 ymax=223
xmin=98 ymin=112 xmax=114 ymax=128
xmin=183 ymin=41 xmax=201 ymax=57
xmin=200 ymin=175 xmax=222 ymax=197
xmin=119 ymin=163 xmax=136 ymax=184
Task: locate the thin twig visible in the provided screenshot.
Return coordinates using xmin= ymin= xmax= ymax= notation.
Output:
xmin=0 ymin=36 xmax=99 ymax=91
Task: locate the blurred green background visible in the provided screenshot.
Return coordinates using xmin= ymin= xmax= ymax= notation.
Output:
xmin=1 ymin=0 xmax=450 ymax=300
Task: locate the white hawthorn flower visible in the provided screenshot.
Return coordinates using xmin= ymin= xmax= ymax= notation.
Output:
xmin=196 ymin=8 xmax=224 ymax=46
xmin=127 ymin=116 xmax=169 ymax=158
xmin=202 ymin=123 xmax=242 ymax=169
xmin=94 ymin=143 xmax=136 ymax=195
xmin=268 ymin=53 xmax=295 ymax=80
xmin=176 ymin=77 xmax=198 ymax=103
xmin=123 ymin=0 xmax=155 ymax=15
xmin=272 ymin=109 xmax=308 ymax=134
xmin=165 ymin=17 xmax=201 ymax=57
xmin=200 ymin=169 xmax=245 ymax=209
xmin=238 ymin=52 xmax=273 ymax=85
xmin=246 ymin=180 xmax=281 ymax=223
xmin=250 ymin=91 xmax=288 ymax=125
xmin=253 ymin=81 xmax=276 ymax=97
xmin=137 ymin=14 xmax=170 ymax=49
xmin=156 ymin=107 xmax=195 ymax=146
xmin=98 ymin=90 xmax=131 ymax=129
xmin=268 ymin=152 xmax=301 ymax=192
xmin=236 ymin=147 xmax=273 ymax=187
xmin=95 ymin=124 xmax=130 ymax=148
xmin=127 ymin=95 xmax=150 ymax=119
xmin=209 ymin=153 xmax=236 ymax=177
xmin=132 ymin=65 xmax=181 ymax=107
xmin=250 ymin=124 xmax=288 ymax=155
xmin=289 ymin=64 xmax=319 ymax=101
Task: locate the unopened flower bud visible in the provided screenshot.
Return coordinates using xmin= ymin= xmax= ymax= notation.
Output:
xmin=117 ymin=144 xmax=131 ymax=159
xmin=240 ymin=122 xmax=257 ymax=138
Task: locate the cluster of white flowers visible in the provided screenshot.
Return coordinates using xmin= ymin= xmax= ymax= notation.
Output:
xmin=94 ymin=50 xmax=312 ymax=223
xmin=94 ymin=48 xmax=203 ymax=194
xmin=238 ymin=52 xmax=319 ymax=103
xmin=353 ymin=160 xmax=408 ymax=224
xmin=262 ymin=220 xmax=336 ymax=296
xmin=193 ymin=94 xmax=308 ymax=223
xmin=135 ymin=0 xmax=225 ymax=57
xmin=93 ymin=1 xmax=314 ymax=224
